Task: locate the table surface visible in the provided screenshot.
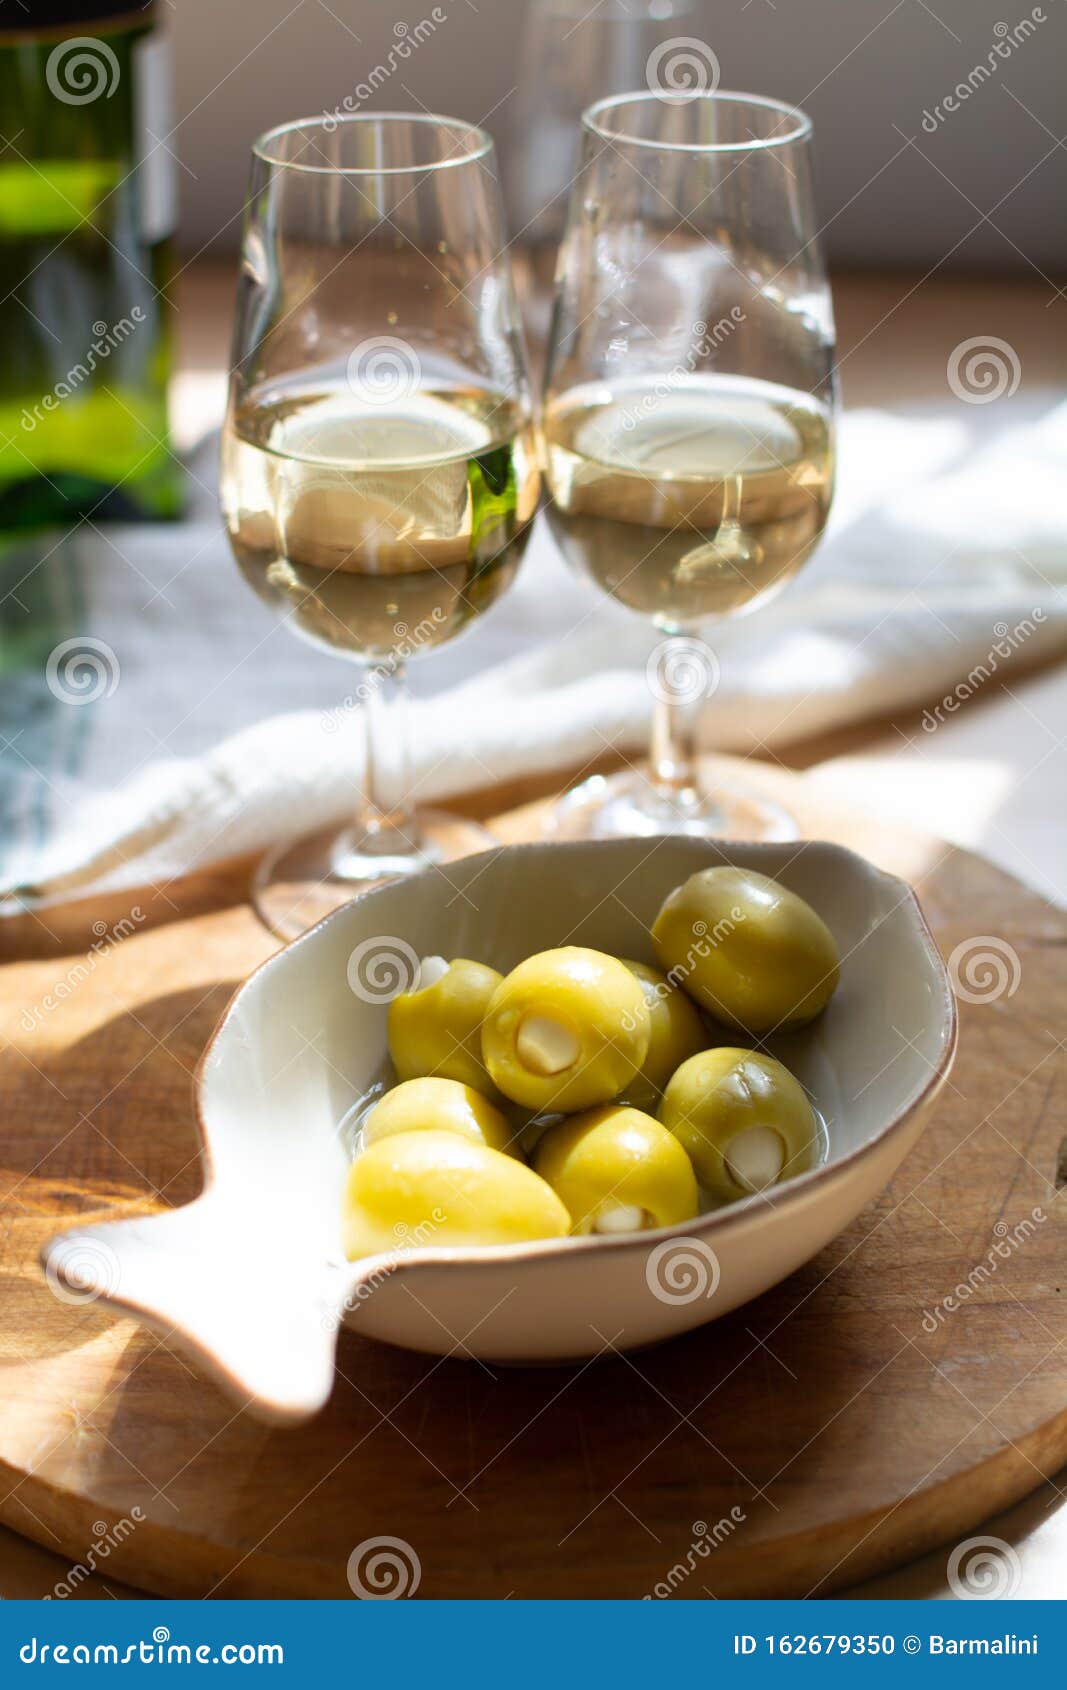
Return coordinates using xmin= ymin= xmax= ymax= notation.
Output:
xmin=1 ymin=264 xmax=1064 ymax=1601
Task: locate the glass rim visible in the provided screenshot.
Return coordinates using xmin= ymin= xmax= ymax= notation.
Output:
xmin=252 ymin=111 xmax=495 ymax=176
xmin=582 ymin=89 xmax=813 ymax=153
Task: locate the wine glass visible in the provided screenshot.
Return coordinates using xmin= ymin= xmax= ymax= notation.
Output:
xmin=221 ymin=114 xmax=539 ymax=938
xmin=502 ymin=0 xmax=698 ymax=282
xmin=541 ymin=90 xmax=836 ymax=841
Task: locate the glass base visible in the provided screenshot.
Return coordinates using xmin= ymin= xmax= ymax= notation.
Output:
xmin=542 ymin=768 xmax=799 ymax=843
xmin=252 ymin=809 xmax=497 ymax=941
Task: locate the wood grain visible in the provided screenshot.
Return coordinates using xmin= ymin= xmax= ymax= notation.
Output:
xmin=0 ymin=759 xmax=1064 ymax=1599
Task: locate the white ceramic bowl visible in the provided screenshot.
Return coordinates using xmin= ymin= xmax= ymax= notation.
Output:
xmin=42 ymin=838 xmax=955 ymax=1425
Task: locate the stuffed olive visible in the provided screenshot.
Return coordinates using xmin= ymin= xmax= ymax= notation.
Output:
xmin=387 ymin=956 xmax=502 ymax=1094
xmin=481 ymin=947 xmax=650 ymax=1112
xmin=535 ymin=1104 xmax=699 ymax=1235
xmin=659 ymin=1047 xmax=819 ymax=1201
xmin=343 ymin=1129 xmax=570 ymax=1258
xmin=362 ymin=1076 xmax=515 ymax=1155
xmin=652 ymin=867 xmax=839 ymax=1034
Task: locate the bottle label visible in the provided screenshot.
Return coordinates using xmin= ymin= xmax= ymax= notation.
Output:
xmin=133 ymin=28 xmax=177 ymax=244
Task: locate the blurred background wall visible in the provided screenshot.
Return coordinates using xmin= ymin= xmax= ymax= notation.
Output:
xmin=169 ymin=0 xmax=1065 ymax=272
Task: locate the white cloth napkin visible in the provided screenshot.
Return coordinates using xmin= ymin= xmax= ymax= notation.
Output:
xmin=3 ymin=394 xmax=1066 ymax=909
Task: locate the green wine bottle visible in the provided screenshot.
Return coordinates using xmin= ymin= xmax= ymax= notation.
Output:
xmin=0 ymin=0 xmax=182 ymax=529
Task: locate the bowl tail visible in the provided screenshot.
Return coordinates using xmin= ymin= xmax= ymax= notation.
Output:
xmin=40 ymin=1193 xmax=349 ymax=1426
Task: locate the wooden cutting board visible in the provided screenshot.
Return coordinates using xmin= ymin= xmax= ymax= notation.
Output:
xmin=0 ymin=759 xmax=1064 ymax=1599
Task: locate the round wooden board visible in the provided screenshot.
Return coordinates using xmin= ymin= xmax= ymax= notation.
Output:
xmin=0 ymin=761 xmax=1065 ymax=1599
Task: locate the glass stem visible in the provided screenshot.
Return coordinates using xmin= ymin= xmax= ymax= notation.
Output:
xmin=358 ymin=657 xmax=418 ymax=847
xmin=649 ymin=636 xmax=702 ymax=808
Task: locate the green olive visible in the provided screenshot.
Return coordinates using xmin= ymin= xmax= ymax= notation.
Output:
xmin=659 ymin=1047 xmax=819 ymax=1202
xmin=342 ymin=1129 xmax=570 ymax=1259
xmin=481 ymin=946 xmax=651 ymax=1112
xmin=362 ymin=1077 xmax=515 ymax=1156
xmin=388 ymin=957 xmax=503 ymax=1093
xmin=652 ymin=866 xmax=840 ymax=1034
xmin=620 ymin=959 xmax=707 ymax=1109
xmin=534 ymin=1105 xmax=699 ymax=1235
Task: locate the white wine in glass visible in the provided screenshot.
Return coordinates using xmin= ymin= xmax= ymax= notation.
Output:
xmin=542 ymin=374 xmax=832 ymax=622
xmin=220 ymin=115 xmax=538 ymax=938
xmin=542 ymin=90 xmax=836 ymax=841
